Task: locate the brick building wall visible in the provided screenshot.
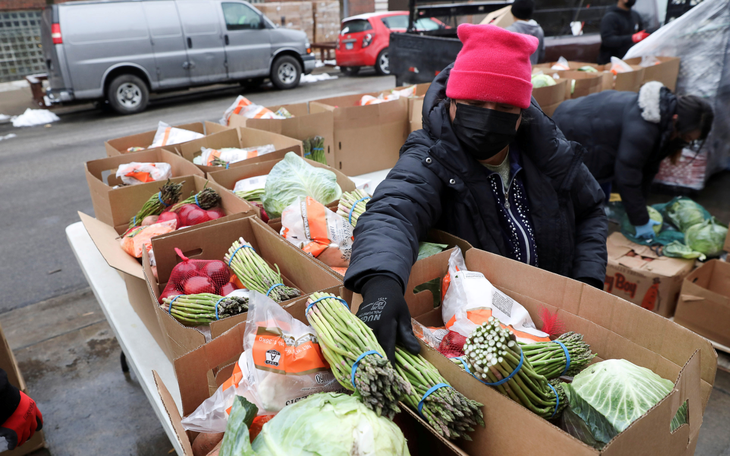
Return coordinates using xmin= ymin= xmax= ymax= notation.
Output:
xmin=347 ymin=0 xmax=374 ymax=16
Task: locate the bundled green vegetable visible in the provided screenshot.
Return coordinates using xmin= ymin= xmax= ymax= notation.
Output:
xmin=456 ymin=316 xmax=566 ymax=419
xmin=666 ymin=197 xmax=706 ymax=232
xmin=235 ymin=188 xmax=265 ymax=203
xmin=170 ymin=185 xmax=221 ymax=212
xmin=520 ymin=331 xmax=595 ymax=379
xmin=161 ymin=293 xmax=248 ymax=326
xmin=224 ymin=238 xmax=301 ymax=303
xmin=561 ymin=359 xmax=688 ymax=449
xmin=685 ymin=218 xmax=728 ymax=257
xmin=303 ymin=136 xmax=327 ymax=165
xmin=395 ymin=347 xmax=484 ymax=440
xmin=337 ymin=189 xmax=371 ymax=227
xmin=128 ymin=179 xmax=184 ymax=229
xmin=305 ymin=292 xmax=410 ymax=419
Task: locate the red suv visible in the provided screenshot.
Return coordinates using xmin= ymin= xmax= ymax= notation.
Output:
xmin=336 ymin=12 xmax=446 ymax=75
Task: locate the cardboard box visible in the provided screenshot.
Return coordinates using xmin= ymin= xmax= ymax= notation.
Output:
xmin=725 ymin=229 xmax=730 ymax=253
xmin=256 ymin=2 xmax=314 ymax=43
xmin=624 ymin=56 xmax=680 ymax=92
xmin=312 ymin=1 xmax=340 ymax=43
xmin=613 ymin=65 xmax=646 ymax=92
xmin=310 ymin=93 xmax=409 ymax=175
xmin=85 ymin=148 xmax=204 ymax=227
xmin=410 ymin=97 xmax=424 ymax=132
xmin=177 ymin=128 xmax=303 ymax=175
xmin=479 ymin=5 xmax=515 ymax=28
xmin=675 ymin=260 xmax=730 ymax=347
xmin=553 ymin=70 xmax=605 ymax=99
xmin=226 ymin=103 xmax=336 ymax=168
xmin=356 ymin=246 xmax=716 ymax=456
xmin=604 ymin=233 xmax=695 ymax=318
xmin=105 ymin=122 xmax=206 ymax=157
xmin=532 ymin=79 xmax=567 ymax=116
xmin=0 ymin=321 xmax=46 ymax=456
xmin=144 ymin=216 xmax=343 ymax=361
xmin=533 ymin=61 xmax=601 ymax=71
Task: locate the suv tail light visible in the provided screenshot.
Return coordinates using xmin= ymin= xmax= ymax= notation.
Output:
xmin=51 ymin=23 xmax=63 ymax=44
xmin=362 ymin=33 xmax=374 ymax=48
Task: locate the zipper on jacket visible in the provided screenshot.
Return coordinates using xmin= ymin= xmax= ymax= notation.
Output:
xmin=499 ymin=174 xmax=531 ymax=265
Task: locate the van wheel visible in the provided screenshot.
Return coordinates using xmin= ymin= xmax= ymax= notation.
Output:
xmin=107 ymin=74 xmax=149 ymax=115
xmin=271 ymin=55 xmax=301 ymax=90
xmin=375 ymin=49 xmax=390 ymax=75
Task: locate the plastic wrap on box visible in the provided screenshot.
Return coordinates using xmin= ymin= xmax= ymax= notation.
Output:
xmin=625 ymin=0 xmax=730 ymax=189
xmin=654 ymin=149 xmax=708 ymax=190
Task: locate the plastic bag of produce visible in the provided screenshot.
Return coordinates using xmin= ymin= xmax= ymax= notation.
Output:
xmin=219 ymin=96 xmax=283 ymax=126
xmin=148 ymin=121 xmax=204 ymax=148
xmin=116 ymin=162 xmax=172 ymax=185
xmin=550 ymin=56 xmax=570 ymax=71
xmin=441 ymin=247 xmax=550 ymax=343
xmin=120 ymin=219 xmax=177 ymax=259
xmin=233 ymin=175 xmax=267 ymax=203
xmin=195 ymin=145 xmax=276 ymax=167
xmin=685 ymin=218 xmax=728 ymax=257
xmin=280 ymin=197 xmax=353 ymax=268
xmin=609 ymin=57 xmax=633 ymax=74
xmin=158 ymin=248 xmax=239 ymax=303
xmin=262 ymin=152 xmax=342 ymax=218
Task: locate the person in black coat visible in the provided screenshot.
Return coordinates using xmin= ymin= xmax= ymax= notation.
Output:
xmin=598 ymin=0 xmax=648 ymax=64
xmin=552 ymin=82 xmax=714 ymax=239
xmin=344 ymin=24 xmax=608 ymax=361
xmin=0 ymin=368 xmax=43 ymax=451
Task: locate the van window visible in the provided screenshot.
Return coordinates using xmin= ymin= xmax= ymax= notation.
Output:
xmin=381 ymin=15 xmax=408 ymax=29
xmin=222 ymin=3 xmax=263 ymax=30
xmin=340 ymin=19 xmax=372 ymax=35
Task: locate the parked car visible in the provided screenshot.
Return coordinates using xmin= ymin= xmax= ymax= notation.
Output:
xmin=336 ymin=11 xmax=446 ymax=75
xmin=41 ymin=0 xmax=315 ymax=114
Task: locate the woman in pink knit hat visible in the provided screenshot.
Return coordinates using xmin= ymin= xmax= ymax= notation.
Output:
xmin=344 ymin=24 xmax=608 ymax=361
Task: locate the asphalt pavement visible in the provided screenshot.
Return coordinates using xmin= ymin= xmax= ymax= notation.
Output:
xmin=0 ymin=74 xmax=395 ymax=313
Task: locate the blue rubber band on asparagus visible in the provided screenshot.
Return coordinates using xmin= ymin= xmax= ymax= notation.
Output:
xmin=225 ymin=162 xmax=230 ymax=170
xmin=554 ymin=340 xmax=571 ymax=377
xmin=168 ymin=295 xmax=180 ymax=315
xmin=266 ymin=283 xmax=285 ymax=297
xmin=453 ymin=357 xmax=471 ymax=375
xmin=548 ymin=383 xmax=559 ymax=418
xmin=418 ymin=383 xmax=451 ymax=418
xmin=473 ymin=347 xmax=524 ymax=386
xmin=157 ymin=192 xmax=170 ymax=207
xmin=351 ymin=350 xmax=382 ymax=388
xmin=348 ymin=196 xmax=371 ymax=225
xmin=227 ymin=244 xmax=255 ymax=266
xmin=214 ymin=297 xmax=226 ymax=321
xmin=305 ymin=296 xmax=349 ymax=315
xmin=194 ymin=194 xmax=200 ymax=208
xmin=133 ymin=216 xmax=137 ymax=226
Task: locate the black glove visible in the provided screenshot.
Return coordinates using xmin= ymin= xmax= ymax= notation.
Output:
xmin=356 ymin=276 xmax=421 ymax=363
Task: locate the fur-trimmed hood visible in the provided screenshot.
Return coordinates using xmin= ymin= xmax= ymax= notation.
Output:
xmin=637 ymin=81 xmax=678 ymax=151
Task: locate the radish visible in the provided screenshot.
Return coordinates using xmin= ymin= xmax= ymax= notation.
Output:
xmin=183 ymin=276 xmax=215 ymax=295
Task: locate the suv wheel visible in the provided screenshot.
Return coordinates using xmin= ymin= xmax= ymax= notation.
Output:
xmin=107 ymin=74 xmax=149 ymax=115
xmin=271 ymin=55 xmax=301 ymax=90
xmin=375 ymin=49 xmax=390 ymax=76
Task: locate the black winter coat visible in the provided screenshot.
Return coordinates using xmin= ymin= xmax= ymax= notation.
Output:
xmin=344 ymin=67 xmax=608 ymax=294
xmin=552 ymin=82 xmax=678 ymax=226
xmin=598 ymin=6 xmax=643 ymax=64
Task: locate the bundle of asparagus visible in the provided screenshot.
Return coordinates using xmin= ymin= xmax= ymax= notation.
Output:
xmin=395 ymin=347 xmax=484 ymax=440
xmin=305 ymin=292 xmax=410 ymax=419
xmin=337 ymin=189 xmax=371 ymax=227
xmin=303 ymin=136 xmax=326 ymax=165
xmin=128 ymin=179 xmax=184 ymax=228
xmin=161 ymin=293 xmax=248 ymax=325
xmin=521 ymin=332 xmax=595 ymax=379
xmin=457 ymin=316 xmax=566 ymax=419
xmin=224 ymin=238 xmax=300 ymax=303
xmin=171 ymin=185 xmax=221 ymax=212
xmin=210 ymin=157 xmax=231 ymax=168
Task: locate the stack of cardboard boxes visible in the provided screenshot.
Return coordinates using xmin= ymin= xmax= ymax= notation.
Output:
xmin=255 ymin=1 xmax=340 ymax=44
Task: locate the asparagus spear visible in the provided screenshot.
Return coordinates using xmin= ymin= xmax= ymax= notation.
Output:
xmin=128 ymin=179 xmax=184 ymax=229
xmin=161 ymin=293 xmax=248 ymax=326
xmin=170 ymin=185 xmax=221 ymax=212
xmin=520 ymin=331 xmax=595 ymax=379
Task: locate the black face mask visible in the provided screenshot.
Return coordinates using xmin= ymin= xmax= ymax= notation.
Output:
xmin=451 ymin=103 xmax=520 ymax=161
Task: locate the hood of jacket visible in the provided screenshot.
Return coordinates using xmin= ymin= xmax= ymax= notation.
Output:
xmin=638 ymin=81 xmax=678 ymax=153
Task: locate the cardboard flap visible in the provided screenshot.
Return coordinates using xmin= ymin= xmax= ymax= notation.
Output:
xmin=79 ymin=211 xmax=144 ymax=279
xmin=404 ymin=248 xmax=454 ymax=317
xmin=153 ymin=370 xmax=193 ymax=456
xmin=680 ymin=294 xmax=705 ymax=303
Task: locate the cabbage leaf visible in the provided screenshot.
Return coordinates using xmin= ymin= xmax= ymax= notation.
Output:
xmin=666 ymin=198 xmax=707 ymax=232
xmin=685 ymin=218 xmax=728 ymax=257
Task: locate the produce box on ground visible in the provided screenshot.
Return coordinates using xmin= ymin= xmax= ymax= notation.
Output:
xmin=153 ymin=306 xmax=463 ymax=456
xmin=256 ymin=2 xmax=314 ymax=43
xmin=85 ymin=148 xmax=204 ymax=226
xmin=0 ymin=321 xmax=46 ymax=456
xmin=177 ymin=128 xmax=302 ymax=174
xmin=410 ymin=97 xmax=424 ymax=132
xmin=613 ymin=65 xmax=646 ymax=92
xmin=675 ymin=260 xmax=730 ymax=348
xmin=225 ymin=103 xmax=336 ymax=168
xmin=552 ymin=70 xmax=605 ymax=99
xmin=144 ymin=216 xmax=343 ymax=361
xmin=532 ymin=79 xmax=567 ymax=116
xmin=105 ymin=122 xmax=206 ymax=157
xmin=604 ymin=233 xmax=695 ymax=318
xmin=623 ymin=56 xmax=681 ymax=92
xmin=312 ymin=0 xmax=339 ymax=43
xmin=310 ymin=92 xmax=409 ymax=175
xmin=351 ymin=246 xmax=716 ymax=456
xmin=533 ymin=60 xmax=602 ymax=71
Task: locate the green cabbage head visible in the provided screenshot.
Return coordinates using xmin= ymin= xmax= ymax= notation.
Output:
xmin=531 ymin=74 xmax=557 ymax=88
xmin=666 ymin=198 xmax=706 ymax=232
xmin=252 ymin=393 xmax=409 ymax=456
xmin=263 ymin=152 xmax=342 ymax=218
xmin=562 ymin=359 xmax=687 ymax=449
xmin=685 ymin=218 xmax=728 ymax=257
